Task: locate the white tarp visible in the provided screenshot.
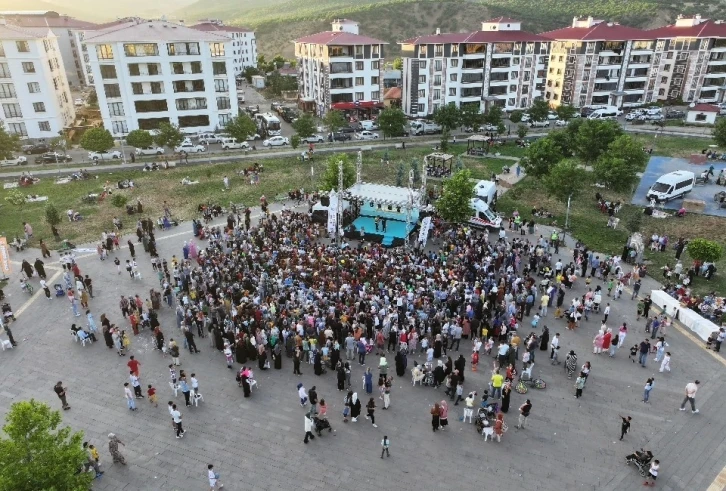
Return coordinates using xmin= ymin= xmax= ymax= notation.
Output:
xmin=327 ymin=194 xmax=338 ymax=235
xmin=650 ymin=289 xmax=720 ymax=341
xmin=419 ymin=216 xmax=432 ymax=246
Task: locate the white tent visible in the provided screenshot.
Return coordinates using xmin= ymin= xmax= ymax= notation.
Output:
xmin=345 ymin=182 xmax=421 ymax=208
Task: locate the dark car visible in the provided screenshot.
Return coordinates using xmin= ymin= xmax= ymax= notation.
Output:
xmin=22 ymin=143 xmax=50 ymax=155
xmin=665 ymin=110 xmax=685 ymax=119
xmin=329 ymin=132 xmax=352 ymax=142
xmin=35 ymin=152 xmax=72 ymax=164
xmin=339 ymin=126 xmax=356 ymax=134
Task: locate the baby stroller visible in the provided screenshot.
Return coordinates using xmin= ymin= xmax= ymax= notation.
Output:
xmin=625 ymin=449 xmax=654 ymax=477
xmin=422 ymin=362 xmax=435 ymax=386
xmin=54 ymin=284 xmax=65 ymax=297
xmin=313 ymin=417 xmax=332 ymax=436
xmin=474 ymin=407 xmax=494 ymax=434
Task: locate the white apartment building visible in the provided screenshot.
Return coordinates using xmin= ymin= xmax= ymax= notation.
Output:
xmin=0 ymin=21 xmax=75 ymax=139
xmin=1 ymin=10 xmax=97 ymax=88
xmin=294 ymin=19 xmax=386 ymax=116
xmin=400 ymin=18 xmax=550 ymax=116
xmin=83 ymin=19 xmax=238 ymax=137
xmin=192 ymin=20 xmax=257 ymax=75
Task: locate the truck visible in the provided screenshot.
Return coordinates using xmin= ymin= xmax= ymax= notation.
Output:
xmin=473 ymin=180 xmax=497 ymax=205
xmin=468 ymin=198 xmax=502 ymax=229
xmin=409 ymin=120 xmax=442 ymax=136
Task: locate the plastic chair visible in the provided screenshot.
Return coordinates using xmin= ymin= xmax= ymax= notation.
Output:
xmin=193 ymin=392 xmax=204 ymax=407
xmin=168 ymin=382 xmax=179 ymax=397
xmin=1 ymin=339 xmax=13 ymax=351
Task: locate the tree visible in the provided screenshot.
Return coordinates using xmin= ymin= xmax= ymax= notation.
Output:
xmin=323 ymin=110 xmax=347 ymax=136
xmin=686 ymin=238 xmax=723 ymax=263
xmin=290 ymin=135 xmax=301 ymax=149
xmin=45 ymin=203 xmax=61 ymax=227
xmin=392 ymin=57 xmax=403 ymax=70
xmin=432 ymin=103 xmax=461 ymax=131
xmin=242 ymin=66 xmax=260 ymax=83
xmin=0 ymin=399 xmax=93 ymax=490
xmin=86 ymin=88 xmax=97 ymax=106
xmin=483 ymin=105 xmax=504 ymax=127
xmin=291 ymin=113 xmax=316 ymax=138
xmin=49 ymin=132 xmax=69 ymax=156
xmin=435 ymin=169 xmax=474 ymax=223
xmin=543 ymin=159 xmax=589 ymax=202
xmin=0 ymin=123 xmax=19 ymax=160
xmin=154 ymin=122 xmax=184 ymax=149
xmin=593 ymin=135 xmax=648 ymax=191
xmin=79 ymin=127 xmax=114 ymax=153
xmin=713 ymin=118 xmax=726 ymax=147
xmin=555 ymin=104 xmax=578 ymax=121
xmin=378 ymin=108 xmax=407 ymax=139
xmin=547 ymin=129 xmax=576 ymax=157
xmin=319 ymin=153 xmax=356 ymax=191
xmin=4 ymin=189 xmax=26 ymax=207
xmin=574 ymin=119 xmax=624 ymax=164
xmin=125 ymin=129 xmax=153 ymax=149
xmin=624 ymin=212 xmax=642 ymax=235
xmin=396 ymin=162 xmax=405 ymax=187
xmin=266 ymin=71 xmax=297 ymax=95
xmin=496 ymin=122 xmax=506 ymax=136
xmin=528 ymin=99 xmax=550 ymax=122
xmin=522 ymin=137 xmax=563 ymax=177
xmin=509 ymin=110 xmax=523 ymax=123
xmin=226 ymin=114 xmax=257 ymax=142
xmin=410 ymin=157 xmax=420 ymax=186
xmin=460 ymin=104 xmax=484 ymax=131
xmin=440 ymin=129 xmax=450 ymax=152
xmin=517 ymin=124 xmax=528 ymax=139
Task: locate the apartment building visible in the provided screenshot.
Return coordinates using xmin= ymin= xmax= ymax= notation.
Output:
xmin=0 ymin=10 xmax=97 ymax=88
xmin=399 ymin=18 xmax=550 ymax=116
xmin=83 ymin=19 xmax=238 ymax=137
xmin=0 ymin=20 xmax=75 ymax=139
xmin=294 ymin=19 xmax=386 ymax=116
xmin=192 ymin=20 xmax=257 ymax=75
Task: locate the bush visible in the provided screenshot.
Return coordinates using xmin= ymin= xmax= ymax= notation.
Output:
xmin=44 ymin=203 xmax=61 ymax=226
xmin=291 ymin=135 xmax=301 ymax=149
xmin=510 ymin=110 xmax=523 ymax=123
xmin=111 ymin=194 xmax=127 ymax=208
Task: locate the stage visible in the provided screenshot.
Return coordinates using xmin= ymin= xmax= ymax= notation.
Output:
xmin=346 ymin=216 xmax=415 ymax=246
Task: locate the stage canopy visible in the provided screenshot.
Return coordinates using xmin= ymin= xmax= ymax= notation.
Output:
xmin=345 ymin=182 xmax=421 ymax=207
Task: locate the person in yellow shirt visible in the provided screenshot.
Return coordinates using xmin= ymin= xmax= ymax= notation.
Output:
xmin=540 ymin=293 xmax=550 ymax=317
xmin=490 ymin=370 xmax=504 ymax=399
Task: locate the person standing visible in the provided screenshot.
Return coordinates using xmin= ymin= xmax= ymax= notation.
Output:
xmin=179 ymin=377 xmax=191 ymax=407
xmin=631 ymin=279 xmax=641 ymax=300
xmin=366 ymin=397 xmax=377 ymax=428
xmin=516 ymin=399 xmax=532 ymax=429
xmin=574 ymin=372 xmax=586 ymax=398
xmin=124 ymin=383 xmax=137 ymax=411
xmin=619 ymin=415 xmax=631 ymax=441
xmin=54 ymin=381 xmax=70 ymax=410
xmin=127 ymin=356 xmax=140 ymax=377
xmin=107 ymin=434 xmax=126 ymax=465
xmin=638 ymin=339 xmax=650 ymax=368
xmin=130 ymin=372 xmax=144 ymax=399
xmin=303 ymin=414 xmax=315 ymax=444
xmin=208 ymin=464 xmax=224 ymax=490
xmin=430 ymin=403 xmax=440 ymax=432
xmin=293 ymin=347 xmax=303 ymax=375
xmin=171 ymin=404 xmax=184 ymax=438
xmin=643 ymin=378 xmax=654 ymax=403
xmin=644 ymin=460 xmax=660 ymax=487
xmin=380 ymin=435 xmax=390 ymax=458
xmin=679 ymin=380 xmax=700 ymax=413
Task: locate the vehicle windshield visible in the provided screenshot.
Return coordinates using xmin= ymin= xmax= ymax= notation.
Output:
xmin=650 ymin=182 xmax=671 ymax=193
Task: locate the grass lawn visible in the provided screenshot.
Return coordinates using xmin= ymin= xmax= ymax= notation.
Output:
xmin=631 ymin=133 xmax=717 ymax=158
xmin=461 ymin=157 xmax=514 ymax=179
xmin=497 ymin=177 xmax=726 ymax=296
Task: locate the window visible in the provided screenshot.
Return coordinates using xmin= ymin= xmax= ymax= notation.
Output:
xmin=97 ymin=44 xmax=114 ymax=59
xmin=448 ymin=87 xmax=456 ymax=96
xmin=451 ymin=44 xmax=459 ymax=56
xmin=135 ymin=100 xmax=169 ymax=112
xmin=3 ymin=103 xmax=21 ymax=118
xmin=108 ymin=102 xmax=124 ymax=117
xmin=219 ymin=113 xmax=231 ymax=126
xmin=371 ymin=90 xmax=379 ymax=100
xmin=433 ymin=75 xmax=441 ymax=86
xmin=210 ymin=43 xmax=225 ymax=57
xmin=38 ymin=121 xmax=51 ymax=132
xmin=21 ymin=62 xmax=35 ymax=73
xmin=371 ymin=76 xmax=379 ymax=85
xmin=214 ymin=79 xmax=228 ymax=92
xmin=418 ymin=89 xmax=426 ymax=98
xmin=0 ymin=83 xmax=16 ymax=98
xmin=355 ymin=46 xmax=363 ymax=56
xmin=171 ymin=62 xmax=184 ymax=75
xmin=104 ymin=83 xmax=121 ymax=98
xmin=217 ymin=97 xmax=231 ymax=110
xmin=435 ymin=60 xmax=442 ymax=71
xmin=16 ymin=41 xmax=29 ymax=53
xmin=0 ymin=44 xmax=5 ymax=57
xmin=0 ymin=63 xmax=9 ymax=78
xmin=371 ymin=61 xmax=379 ymax=69
xmin=128 ymin=63 xmax=140 ymax=76
xmin=124 ymin=44 xmax=159 ymax=57
xmin=100 ymin=65 xmax=117 ymax=79
xmin=435 ymin=44 xmax=443 ymax=57
xmin=150 ymin=82 xmax=163 ymax=94
xmin=450 ymin=59 xmax=458 ymax=68
xmin=191 ymin=62 xmax=202 ymax=74
xmin=111 ymin=121 xmax=128 ymax=134
xmin=695 ymin=113 xmax=707 ymax=122
xmin=419 ymin=61 xmax=427 ymax=69
xmin=419 ymin=75 xmax=427 ymax=84
xmin=7 ymin=122 xmax=27 ymax=136
xmin=372 ymin=45 xmax=379 ymax=57
xmin=660 ymin=76 xmax=668 ymax=84
xmin=355 ymin=61 xmax=364 ymax=70
xmin=27 ymin=82 xmax=40 ymax=93
xmin=213 ymin=62 xmax=226 ymax=75
xmin=664 ymin=64 xmax=671 ymax=71
xmin=167 ymin=42 xmax=200 ymax=56
xmin=433 ymin=89 xmax=441 ymax=100
xmin=131 ymin=82 xmax=143 ymax=95
xmin=355 ymin=92 xmax=364 ymax=101
xmin=148 ymin=64 xmax=160 ymax=75
xmin=32 ymin=102 xmax=45 ymax=112
xmin=417 ymin=103 xmax=425 ymax=113
xmin=355 ymin=77 xmax=364 ymax=86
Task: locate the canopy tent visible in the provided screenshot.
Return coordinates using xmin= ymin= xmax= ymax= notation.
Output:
xmin=425 ymin=152 xmax=454 ymax=173
xmin=345 ymin=182 xmax=421 ymax=208
xmin=466 ymin=134 xmax=490 ymax=151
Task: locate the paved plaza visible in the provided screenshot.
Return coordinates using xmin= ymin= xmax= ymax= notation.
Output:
xmin=0 ymin=202 xmax=725 ymax=491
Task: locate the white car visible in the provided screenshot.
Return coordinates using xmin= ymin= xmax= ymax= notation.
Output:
xmin=301 ymin=134 xmax=325 ymax=144
xmin=246 ymin=133 xmax=261 ymax=141
xmin=74 ymin=98 xmax=84 ymax=107
xmin=220 ymin=138 xmax=250 ymax=150
xmin=355 ymin=131 xmax=380 ymax=140
xmin=547 ymin=112 xmax=559 ymax=120
xmin=174 ymin=142 xmax=207 ymax=154
xmin=89 ymin=150 xmax=122 ymax=160
xmin=197 ymin=133 xmax=224 ymax=144
xmin=483 ymin=123 xmax=498 ymax=131
xmin=0 ymin=156 xmax=27 ymax=166
xmin=554 ymin=119 xmax=569 ymax=126
xmin=135 ymin=146 xmax=165 ymax=156
xmin=262 ymin=136 xmax=289 ymax=147
xmin=529 ymin=120 xmax=549 ymax=128
xmin=520 ymin=113 xmax=531 ymax=123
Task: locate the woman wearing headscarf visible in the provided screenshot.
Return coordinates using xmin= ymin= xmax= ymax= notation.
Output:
xmin=350 ymin=392 xmax=361 ymax=422
xmin=539 ymin=325 xmax=550 ymax=351
xmin=395 ymin=349 xmax=406 ymax=377
xmin=108 ymin=434 xmax=126 ymax=465
xmin=313 ymin=349 xmax=324 ymax=375
xmin=501 ymin=381 xmax=512 ymax=413
xmin=433 ymin=334 xmax=443 ymax=359
xmin=236 ymin=337 xmax=247 ymax=364
xmin=438 ymin=400 xmax=449 ymax=431
xmin=273 ymin=341 xmax=282 ymax=369
xmin=433 ymin=360 xmax=445 ymax=388
xmin=240 ymin=367 xmax=251 ymax=397
xmin=258 ymin=344 xmax=268 ymax=370
xmin=336 ymin=362 xmax=346 ymax=391
xmin=565 ymin=350 xmax=578 ymax=379
xmin=364 ymin=367 xmax=373 ymax=394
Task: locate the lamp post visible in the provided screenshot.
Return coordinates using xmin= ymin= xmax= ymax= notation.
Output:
xmin=562 ymin=192 xmax=573 ymax=245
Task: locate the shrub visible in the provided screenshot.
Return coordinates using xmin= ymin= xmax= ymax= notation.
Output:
xmin=111 ymin=194 xmax=128 ymax=208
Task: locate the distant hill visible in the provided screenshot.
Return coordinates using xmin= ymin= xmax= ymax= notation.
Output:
xmin=0 ymin=0 xmax=197 ymax=22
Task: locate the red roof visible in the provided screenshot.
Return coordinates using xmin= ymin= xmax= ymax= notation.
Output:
xmin=331 ymin=101 xmax=383 ymax=109
xmin=294 ymin=31 xmax=387 ymax=45
xmin=384 ymin=87 xmax=401 ymax=100
xmin=691 ymin=103 xmax=719 ymax=112
xmin=6 ymin=14 xmax=96 ymax=29
xmin=648 ymin=20 xmax=726 ymax=39
xmin=192 ymin=22 xmax=253 ymax=33
xmin=401 ymin=29 xmax=549 ymax=45
xmin=542 ymin=22 xmax=651 ymax=41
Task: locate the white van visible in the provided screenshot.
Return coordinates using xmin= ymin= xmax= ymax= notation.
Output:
xmin=360 ymin=120 xmax=379 ymax=131
xmin=588 ymin=108 xmax=622 ymax=120
xmin=646 ymin=171 xmax=695 ymax=202
xmin=473 ymin=180 xmax=497 ymax=205
xmin=220 ymin=137 xmax=249 ymax=150
xmin=468 ymin=198 xmax=502 ymax=229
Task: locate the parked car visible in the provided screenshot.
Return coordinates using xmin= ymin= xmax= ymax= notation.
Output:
xmin=330 ymin=132 xmax=352 ymax=142
xmin=220 ymin=138 xmax=250 ymax=150
xmin=665 ymin=110 xmax=685 ymax=119
xmin=135 ymin=146 xmax=165 ymax=156
xmin=355 ymin=131 xmax=380 ymax=140
xmin=301 ymin=134 xmax=325 ymax=144
xmin=529 ymin=120 xmax=549 ymax=128
xmin=625 ymin=110 xmax=644 ymax=121
xmin=89 ymin=150 xmax=122 ymax=161
xmin=262 ymin=136 xmax=290 ymax=147
xmin=197 ymin=133 xmax=223 ymax=144
xmin=554 ymin=119 xmax=569 ymax=126
xmin=35 ymin=152 xmax=72 ymax=164
xmin=175 ymin=142 xmax=207 ymax=153
xmin=0 ymin=156 xmax=27 ymax=166
xmin=22 ymin=143 xmax=50 ymax=155
xmin=520 ymin=113 xmax=531 ymax=123
xmin=338 ymin=126 xmax=356 ymax=134
xmin=246 ymin=133 xmax=261 ymax=141
xmin=74 ymin=98 xmax=84 ymax=107
xmin=547 ymin=112 xmax=559 ymax=120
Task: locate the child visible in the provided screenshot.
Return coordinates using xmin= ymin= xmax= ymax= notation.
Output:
xmin=169 ymin=365 xmax=177 ymax=385
xmin=628 ymin=344 xmax=638 ymax=363
xmin=484 ymin=338 xmax=494 ymax=355
xmin=147 ymin=384 xmax=158 ymax=407
xmin=659 ymin=352 xmax=671 ymax=373
xmin=381 ymin=436 xmax=390 ymax=458
xmin=121 ymin=330 xmax=130 ymax=350
xmin=224 ymin=343 xmax=233 ymax=368
xmin=471 ymin=350 xmax=479 ymax=372
xmin=297 ymin=382 xmax=308 ymax=406
xmin=420 ymin=336 xmax=429 ymax=354
xmin=114 ymin=257 xmax=121 ymax=274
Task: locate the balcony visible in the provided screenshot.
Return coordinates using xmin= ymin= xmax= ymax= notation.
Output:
xmin=462 ymin=59 xmax=485 ymax=70
xmin=461 ymin=74 xmax=484 ymax=84
xmin=598 ymin=56 xmax=623 ymax=66
xmin=593 ymin=83 xmax=618 ymax=92
xmin=330 ymin=79 xmax=353 ymax=89
xmin=330 ymin=62 xmax=352 ymax=74
xmin=600 ymin=41 xmax=625 ymax=53
xmin=703 ymin=77 xmax=726 ymax=87
xmin=629 ymin=55 xmax=651 ymax=66
xmin=488 ymin=86 xmax=507 ymax=96
xmin=623 ymin=81 xmax=646 ymax=91
xmin=460 ymin=88 xmax=482 ymax=98
xmin=329 ymin=46 xmax=353 ymax=58
xmin=490 ymin=59 xmax=511 ymax=69
xmin=707 ymin=66 xmax=726 ymax=75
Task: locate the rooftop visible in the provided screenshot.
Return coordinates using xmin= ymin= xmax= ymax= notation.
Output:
xmin=648 ymin=19 xmax=726 ymax=39
xmin=84 ymin=20 xmax=231 ymax=43
xmin=383 ymin=87 xmax=401 ymax=100
xmin=401 ymin=28 xmax=549 ymax=45
xmin=542 ymin=21 xmax=651 ymax=41
xmin=484 ymin=17 xmax=520 ymax=23
xmin=3 ymin=12 xmax=96 ymax=29
xmin=192 ymin=22 xmax=253 ymax=33
xmin=294 ymin=31 xmax=387 ymax=46
xmin=690 ymin=103 xmax=719 ymax=112
xmin=0 ymin=23 xmax=51 ymax=40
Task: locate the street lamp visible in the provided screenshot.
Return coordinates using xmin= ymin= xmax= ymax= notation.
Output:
xmin=562 ymin=192 xmax=573 ymax=245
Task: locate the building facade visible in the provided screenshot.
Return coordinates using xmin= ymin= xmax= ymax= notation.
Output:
xmin=83 ymin=19 xmax=238 ymax=137
xmin=294 ymin=20 xmax=386 ymax=116
xmin=192 ymin=20 xmax=257 ymax=75
xmin=0 ymin=21 xmax=75 ymax=139
xmin=400 ymin=18 xmax=550 ymax=116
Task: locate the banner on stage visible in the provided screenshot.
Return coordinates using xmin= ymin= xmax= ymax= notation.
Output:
xmin=0 ymin=236 xmax=10 ymax=277
xmin=419 ymin=216 xmax=432 ymax=246
xmin=327 ymin=194 xmax=338 ymax=234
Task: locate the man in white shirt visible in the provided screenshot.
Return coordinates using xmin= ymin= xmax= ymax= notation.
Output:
xmin=550 ymin=333 xmax=561 ymax=364
xmin=208 ymin=464 xmax=224 ymax=489
xmin=679 ymin=380 xmax=700 ymax=413
xmin=171 ymin=404 xmax=184 ymax=438
xmin=124 ymin=383 xmax=137 ymax=411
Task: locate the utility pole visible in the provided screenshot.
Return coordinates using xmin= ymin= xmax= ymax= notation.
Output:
xmin=562 ymin=192 xmax=572 ymax=245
